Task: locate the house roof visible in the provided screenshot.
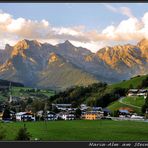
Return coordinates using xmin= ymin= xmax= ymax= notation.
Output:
xmin=139 ymin=89 xmax=148 ymax=93
xmin=55 ymin=104 xmax=72 ymax=107
xmin=10 ymin=110 xmax=15 ymax=114
xmin=84 ymin=111 xmax=104 ymax=115
xmin=47 ymin=111 xmax=56 ymax=115
xmin=119 ymin=107 xmax=133 ymax=112
xmin=119 ymin=110 xmax=129 ymax=113
xmin=16 ymin=112 xmax=33 ymax=116
xmin=92 ymin=107 xmax=102 ymax=110
xmin=102 ymin=108 xmax=111 ymax=113
xmin=128 ymin=89 xmax=138 ymax=92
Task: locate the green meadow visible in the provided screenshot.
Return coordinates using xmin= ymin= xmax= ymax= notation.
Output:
xmin=122 ymin=96 xmax=145 ymax=107
xmin=0 ymin=120 xmax=148 ymax=141
xmin=107 ymin=101 xmax=142 ymax=114
xmin=107 ymin=96 xmax=145 ymax=115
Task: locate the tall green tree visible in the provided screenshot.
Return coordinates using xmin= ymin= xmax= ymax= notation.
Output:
xmin=75 ymin=108 xmax=82 ymax=119
xmin=2 ymin=108 xmax=10 ymax=120
xmin=141 ymin=76 xmax=148 ymax=88
xmin=142 ymin=96 xmax=148 ymax=114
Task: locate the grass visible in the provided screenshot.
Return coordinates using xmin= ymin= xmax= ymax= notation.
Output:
xmin=0 ymin=120 xmax=148 ymax=141
xmin=11 ymin=86 xmax=55 ymax=98
xmin=110 ymin=75 xmax=148 ymax=89
xmin=107 ymin=96 xmax=146 ymax=115
xmin=107 ymin=100 xmax=142 ymax=114
xmin=122 ymin=96 xmax=145 ymax=107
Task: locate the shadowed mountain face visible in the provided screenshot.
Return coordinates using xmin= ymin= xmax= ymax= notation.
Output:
xmin=0 ymin=39 xmax=147 ymax=90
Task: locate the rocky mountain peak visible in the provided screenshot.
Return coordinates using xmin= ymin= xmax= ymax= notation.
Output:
xmin=57 ymin=40 xmax=74 ymax=48
xmin=137 ymin=38 xmax=148 ymax=49
xmin=0 ymin=38 xmax=147 ymax=90
xmin=14 ymin=39 xmax=30 ymax=50
xmin=5 ymin=44 xmax=12 ymax=50
xmin=64 ymin=40 xmax=73 ymax=45
xmin=137 ymin=38 xmax=148 ymax=59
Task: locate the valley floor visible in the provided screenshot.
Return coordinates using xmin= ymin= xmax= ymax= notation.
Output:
xmin=0 ymin=120 xmax=148 ymax=141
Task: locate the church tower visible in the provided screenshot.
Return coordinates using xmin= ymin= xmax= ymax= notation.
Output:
xmin=9 ymin=82 xmax=12 ymax=103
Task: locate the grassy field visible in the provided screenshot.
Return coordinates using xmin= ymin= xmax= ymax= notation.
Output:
xmin=0 ymin=86 xmax=55 ymax=102
xmin=122 ymin=96 xmax=145 ymax=107
xmin=0 ymin=120 xmax=148 ymax=141
xmin=107 ymin=100 xmax=142 ymax=114
xmin=110 ymin=75 xmax=148 ymax=89
xmin=11 ymin=87 xmax=55 ymax=97
xmin=107 ymin=96 xmax=146 ymax=115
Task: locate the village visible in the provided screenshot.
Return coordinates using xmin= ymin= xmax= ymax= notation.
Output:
xmin=0 ymin=88 xmax=147 ymax=122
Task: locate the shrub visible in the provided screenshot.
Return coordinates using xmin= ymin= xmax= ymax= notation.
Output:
xmin=0 ymin=128 xmax=6 ymax=140
xmin=15 ymin=125 xmax=31 ymax=141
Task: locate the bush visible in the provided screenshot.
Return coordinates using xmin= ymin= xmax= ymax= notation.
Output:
xmin=0 ymin=128 xmax=6 ymax=140
xmin=15 ymin=125 xmax=31 ymax=141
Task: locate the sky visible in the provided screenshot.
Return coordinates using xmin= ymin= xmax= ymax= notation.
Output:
xmin=0 ymin=3 xmax=148 ymax=52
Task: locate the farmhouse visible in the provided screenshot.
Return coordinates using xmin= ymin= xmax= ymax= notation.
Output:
xmin=102 ymin=108 xmax=111 ymax=116
xmin=52 ymin=103 xmax=72 ymax=111
xmin=58 ymin=112 xmax=75 ymax=120
xmin=92 ymin=107 xmax=102 ymax=112
xmin=118 ymin=110 xmax=130 ymax=117
xmin=137 ymin=89 xmax=148 ymax=97
xmin=127 ymin=89 xmax=139 ymax=96
xmin=83 ymin=111 xmax=104 ymax=120
xmin=127 ymin=89 xmax=148 ymax=97
xmin=16 ymin=112 xmax=35 ymax=121
xmin=46 ymin=111 xmax=57 ymax=121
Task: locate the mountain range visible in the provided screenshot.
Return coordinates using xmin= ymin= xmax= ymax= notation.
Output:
xmin=0 ymin=39 xmax=147 ymax=90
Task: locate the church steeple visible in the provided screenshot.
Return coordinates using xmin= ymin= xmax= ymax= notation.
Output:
xmin=9 ymin=82 xmax=12 ymax=103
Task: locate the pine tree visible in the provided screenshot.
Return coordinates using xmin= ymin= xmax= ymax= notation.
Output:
xmin=15 ymin=124 xmax=31 ymax=141
xmin=142 ymin=96 xmax=148 ymax=114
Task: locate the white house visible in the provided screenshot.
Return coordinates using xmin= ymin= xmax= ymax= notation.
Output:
xmin=127 ymin=89 xmax=139 ymax=96
xmin=58 ymin=112 xmax=75 ymax=120
xmin=127 ymin=89 xmax=148 ymax=97
xmin=131 ymin=114 xmax=144 ymax=119
xmin=46 ymin=111 xmax=57 ymax=121
xmin=52 ymin=103 xmax=72 ymax=111
xmin=137 ymin=89 xmax=148 ymax=97
xmin=16 ymin=112 xmax=35 ymax=121
xmin=80 ymin=104 xmax=89 ymax=111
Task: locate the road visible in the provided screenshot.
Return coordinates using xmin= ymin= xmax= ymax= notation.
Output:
xmin=118 ymin=97 xmax=141 ymax=109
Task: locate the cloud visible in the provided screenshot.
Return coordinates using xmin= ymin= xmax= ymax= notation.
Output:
xmin=104 ymin=4 xmax=134 ymax=18
xmin=104 ymin=4 xmax=117 ymax=12
xmin=101 ymin=17 xmax=144 ymax=41
xmin=70 ymin=40 xmax=107 ymax=53
xmin=119 ymin=7 xmax=134 ymax=18
xmin=0 ymin=9 xmax=148 ymax=52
